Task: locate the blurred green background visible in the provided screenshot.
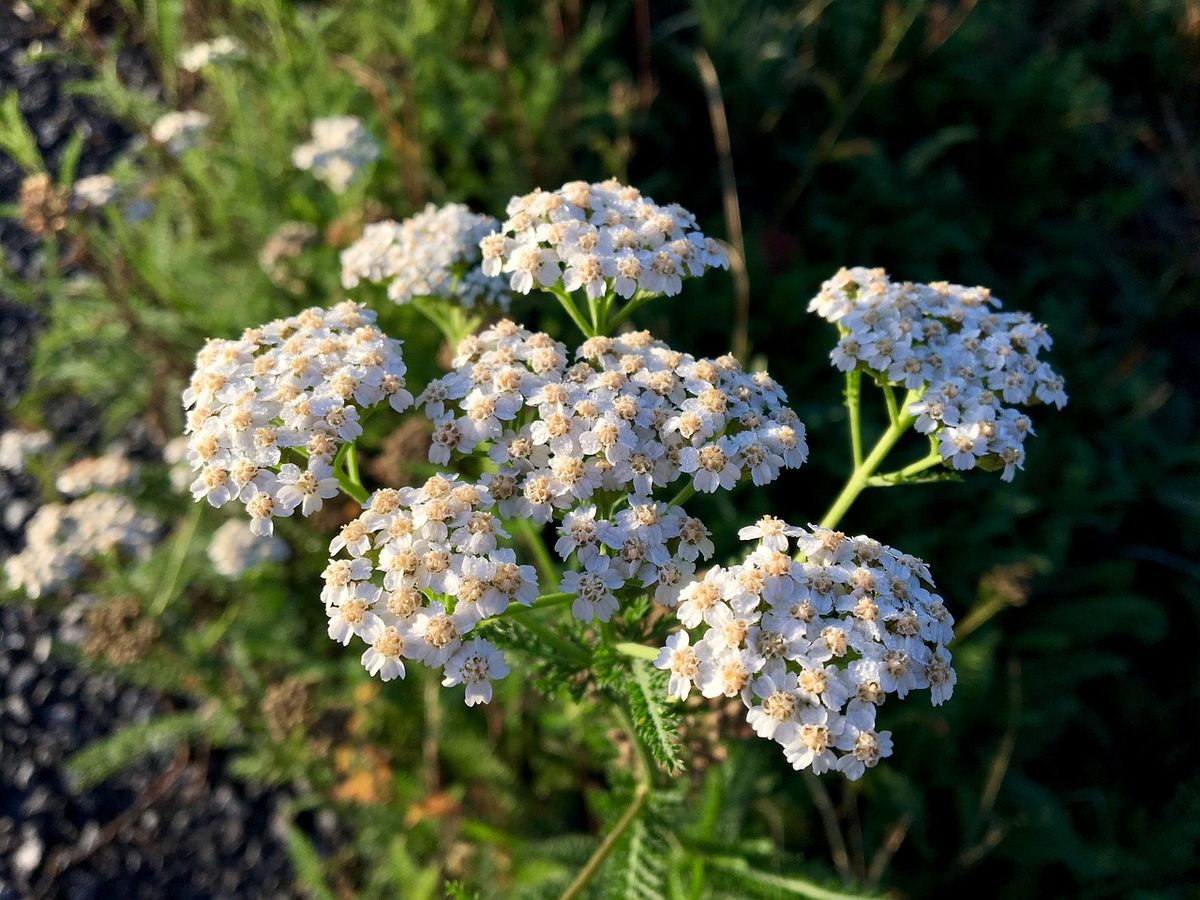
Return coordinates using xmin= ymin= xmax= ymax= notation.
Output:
xmin=3 ymin=0 xmax=1198 ymax=897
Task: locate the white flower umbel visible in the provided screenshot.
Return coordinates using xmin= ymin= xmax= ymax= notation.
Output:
xmin=480 ymin=179 xmax=729 ymax=301
xmin=179 ymin=36 xmax=244 ymax=72
xmin=341 ymin=203 xmax=511 ymax=310
xmin=0 ymin=429 xmax=51 ymax=473
xmin=320 ymin=475 xmax=535 ymax=702
xmin=208 ymin=519 xmax=289 ymax=578
xmin=656 ymin=521 xmax=955 ymax=779
xmin=810 ymin=267 xmax=1067 ymax=481
xmin=181 ymin=301 xmax=413 ymax=533
xmin=292 ymin=116 xmax=379 ymax=194
xmin=56 ymin=453 xmax=137 ymax=497
xmin=4 ymin=494 xmax=159 ymax=598
xmin=417 ymin=321 xmax=807 ymax=623
xmin=71 ymin=174 xmax=119 ymax=210
xmin=150 ymin=110 xmax=210 ymax=155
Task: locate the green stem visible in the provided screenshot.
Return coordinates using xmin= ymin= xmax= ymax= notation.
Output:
xmin=150 ymin=504 xmax=201 ymax=616
xmin=334 ymin=443 xmax=369 ymax=505
xmin=559 ymin=751 xmax=651 ymax=900
xmin=817 ymin=412 xmax=914 ymax=532
xmin=548 ymin=284 xmax=595 ymax=337
xmin=883 ymin=383 xmax=900 ymax=427
xmin=866 ymin=451 xmax=943 ymax=487
xmin=667 ymin=481 xmax=695 ymax=508
xmin=614 ymin=641 xmax=660 ymax=661
xmin=604 ymin=290 xmax=658 ymax=332
xmin=507 ymin=608 xmax=589 ymax=665
xmin=846 ymin=369 xmax=863 ymax=466
xmin=511 ymin=516 xmax=560 ymax=586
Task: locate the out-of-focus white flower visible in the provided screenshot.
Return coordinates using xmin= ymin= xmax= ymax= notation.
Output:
xmin=0 ymin=429 xmax=51 ymax=473
xmin=659 ymin=521 xmax=955 ymax=780
xmin=259 ymin=221 xmax=318 ymax=292
xmin=151 ymin=110 xmax=210 ymax=155
xmin=56 ymin=453 xmax=136 ymax=496
xmin=4 ymin=494 xmax=159 ymax=598
xmin=179 ymin=36 xmax=244 ymax=72
xmin=480 ymin=179 xmax=728 ymax=300
xmin=292 ymin=116 xmax=379 ymax=194
xmin=207 ymin=518 xmax=288 ymax=578
xmin=341 ymin=203 xmax=511 ymax=310
xmin=71 ymin=174 xmax=119 ymax=209
xmin=810 ymin=267 xmax=1067 ymax=481
xmin=181 ymin=301 xmax=413 ymax=533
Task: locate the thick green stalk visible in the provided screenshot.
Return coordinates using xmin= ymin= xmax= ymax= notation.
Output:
xmin=845 ymin=369 xmax=863 ymax=466
xmin=817 ymin=414 xmax=913 ymax=531
xmin=548 ymin=284 xmax=595 ymax=337
xmin=511 ymin=516 xmax=559 ymax=586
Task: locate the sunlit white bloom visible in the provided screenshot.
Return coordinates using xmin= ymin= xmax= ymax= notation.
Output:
xmin=809 ymin=267 xmax=1066 ymax=481
xmin=481 ymin=179 xmax=728 ymax=304
xmin=661 ymin=520 xmax=954 ymax=779
xmin=182 ymin=302 xmax=412 ymax=529
xmin=341 ymin=203 xmax=511 ymax=310
xmin=442 ymin=638 xmax=510 ymax=706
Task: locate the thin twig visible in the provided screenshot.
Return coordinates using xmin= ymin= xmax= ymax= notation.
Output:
xmin=803 ymin=771 xmax=854 ymax=884
xmin=865 ymin=811 xmax=913 ymax=889
xmin=694 ymin=48 xmax=750 ymax=365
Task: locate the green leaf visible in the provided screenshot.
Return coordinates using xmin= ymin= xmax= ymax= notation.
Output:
xmin=286 ymin=824 xmax=337 ymax=900
xmin=625 ymin=660 xmax=684 ymax=774
xmin=64 ymin=706 xmax=238 ymax=792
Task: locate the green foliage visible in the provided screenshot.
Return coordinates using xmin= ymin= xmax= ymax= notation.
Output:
xmin=5 ymin=0 xmax=1195 ymax=897
xmin=623 ymin=660 xmax=684 ymax=775
xmin=64 ymin=706 xmax=238 ymax=791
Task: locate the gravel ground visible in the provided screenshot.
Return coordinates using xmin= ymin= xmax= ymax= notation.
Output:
xmin=2 ymin=8 xmax=303 ymax=898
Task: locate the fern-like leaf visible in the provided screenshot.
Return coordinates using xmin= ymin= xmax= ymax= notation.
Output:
xmin=625 ymin=659 xmax=684 ymax=774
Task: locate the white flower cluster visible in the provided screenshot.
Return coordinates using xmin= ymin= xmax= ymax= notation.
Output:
xmin=4 ymin=494 xmax=159 ymax=598
xmin=810 ymin=267 xmax=1068 ymax=480
xmin=182 ymin=301 xmax=413 ymax=534
xmin=341 ymin=203 xmax=511 ymax=310
xmin=179 ymin=36 xmax=244 ymax=72
xmin=151 ymin=110 xmax=210 ymax=155
xmin=292 ymin=116 xmax=379 ymax=194
xmin=208 ymin=519 xmax=289 ymax=578
xmin=0 ymin=429 xmax=51 ymax=473
xmin=321 ymin=475 xmax=534 ymax=704
xmin=56 ymin=453 xmax=137 ymax=496
xmin=71 ymin=174 xmax=119 ymax=210
xmin=480 ymin=179 xmax=729 ymax=297
xmin=416 ymin=321 xmax=807 ymax=622
xmin=656 ymin=519 xmax=955 ymax=779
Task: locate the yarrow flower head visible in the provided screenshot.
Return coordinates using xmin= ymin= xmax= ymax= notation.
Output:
xmin=417 ymin=321 xmax=807 ymax=623
xmin=320 ymin=475 xmax=536 ymax=703
xmin=5 ymin=494 xmax=159 ymax=598
xmin=810 ymin=267 xmax=1068 ymax=481
xmin=480 ymin=178 xmax=729 ymax=300
xmin=179 ymin=36 xmax=244 ymax=72
xmin=208 ymin=518 xmax=289 ymax=578
xmin=341 ymin=203 xmax=511 ymax=310
xmin=151 ymin=110 xmax=210 ymax=155
xmin=56 ymin=452 xmax=137 ymax=496
xmin=71 ymin=174 xmax=119 ymax=210
xmin=292 ymin=116 xmax=379 ymax=194
xmin=656 ymin=519 xmax=955 ymax=779
xmin=181 ymin=301 xmax=413 ymax=534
